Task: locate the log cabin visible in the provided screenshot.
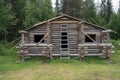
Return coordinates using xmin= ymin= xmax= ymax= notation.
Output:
xmin=16 ymin=14 xmax=114 ymax=61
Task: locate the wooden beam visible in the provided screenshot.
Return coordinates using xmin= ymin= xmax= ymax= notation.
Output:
xmin=107 ymin=46 xmax=112 ymax=59
xmin=102 ymin=29 xmax=112 ymax=33
xmin=101 ymin=33 xmax=105 ymax=43
xmin=78 ymin=43 xmax=113 ymax=47
xmin=80 ymin=47 xmax=85 ymax=61
xmin=46 ymin=21 xmax=51 ymax=44
xmin=38 ymin=33 xmax=48 ymax=44
xmin=78 ymin=27 xmax=81 ymax=44
xmin=21 ymin=33 xmax=25 ymax=44
xmin=81 ymin=29 xmax=96 ymax=43
xmin=19 ymin=30 xmax=28 ymax=33
xmin=20 ymin=43 xmax=52 ymax=47
xmin=25 ymin=33 xmax=29 ymax=43
xmin=51 ymin=21 xmax=79 ymax=24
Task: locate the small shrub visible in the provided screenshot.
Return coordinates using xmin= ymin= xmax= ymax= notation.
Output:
xmin=111 ymin=39 xmax=120 ymax=49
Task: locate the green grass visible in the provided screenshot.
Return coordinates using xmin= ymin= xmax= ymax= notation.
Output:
xmin=0 ymin=41 xmax=120 ymax=80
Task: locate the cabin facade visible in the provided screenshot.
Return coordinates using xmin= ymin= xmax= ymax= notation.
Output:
xmin=16 ymin=14 xmax=114 ymax=61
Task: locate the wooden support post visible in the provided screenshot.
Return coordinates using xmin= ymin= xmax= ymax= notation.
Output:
xmin=80 ymin=23 xmax=85 ymax=44
xmin=80 ymin=47 xmax=85 ymax=61
xmin=19 ymin=33 xmax=25 ymax=61
xmin=46 ymin=21 xmax=52 ymax=59
xmin=106 ymin=46 xmax=112 ymax=59
xmin=47 ymin=21 xmax=51 ymax=44
xmin=101 ymin=33 xmax=105 ymax=43
xmin=25 ymin=33 xmax=29 ymax=43
xmin=19 ymin=46 xmax=24 ymax=61
xmin=107 ymin=33 xmax=110 ymax=43
xmin=78 ymin=27 xmax=81 ymax=44
xmin=21 ymin=33 xmax=25 ymax=44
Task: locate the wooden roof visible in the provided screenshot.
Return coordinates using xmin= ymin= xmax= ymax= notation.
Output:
xmin=24 ymin=14 xmax=107 ymax=31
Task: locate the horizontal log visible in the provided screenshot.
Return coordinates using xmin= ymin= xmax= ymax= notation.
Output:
xmin=26 ymin=53 xmax=80 ymax=56
xmin=51 ymin=21 xmax=79 ymax=24
xmin=25 ymin=53 xmax=106 ymax=57
xmin=78 ymin=43 xmax=113 ymax=47
xmin=102 ymin=29 xmax=112 ymax=33
xmin=84 ymin=53 xmax=105 ymax=56
xmin=19 ymin=43 xmax=52 ymax=47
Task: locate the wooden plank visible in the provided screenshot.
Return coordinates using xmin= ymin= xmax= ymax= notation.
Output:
xmin=25 ymin=33 xmax=29 ymax=43
xmin=102 ymin=29 xmax=112 ymax=33
xmin=51 ymin=21 xmax=79 ymax=24
xmin=20 ymin=43 xmax=52 ymax=47
xmin=85 ymin=53 xmax=105 ymax=56
xmin=78 ymin=43 xmax=112 ymax=47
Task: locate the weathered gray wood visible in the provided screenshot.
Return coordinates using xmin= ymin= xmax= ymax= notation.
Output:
xmin=16 ymin=14 xmax=114 ymax=60
xmin=78 ymin=43 xmax=112 ymax=47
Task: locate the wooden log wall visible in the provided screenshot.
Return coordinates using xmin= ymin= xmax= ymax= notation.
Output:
xmin=83 ymin=24 xmax=103 ymax=54
xmin=51 ymin=23 xmax=79 ymax=55
xmin=28 ymin=25 xmax=47 ymax=54
xmin=28 ymin=25 xmax=47 ymax=43
xmin=51 ymin=24 xmax=61 ymax=54
xmin=68 ymin=24 xmax=78 ymax=54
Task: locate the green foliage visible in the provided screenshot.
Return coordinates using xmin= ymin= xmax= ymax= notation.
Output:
xmin=0 ymin=0 xmax=17 ymax=41
xmin=61 ymin=0 xmax=84 ymax=18
xmin=111 ymin=40 xmax=120 ymax=49
xmin=0 ymin=40 xmax=120 ymax=80
xmin=23 ymin=0 xmax=54 ymax=28
xmin=107 ymin=14 xmax=120 ymax=39
xmin=84 ymin=0 xmax=97 ymax=22
xmin=99 ymin=0 xmax=113 ymax=23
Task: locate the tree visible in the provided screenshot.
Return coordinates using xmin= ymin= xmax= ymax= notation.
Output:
xmin=84 ymin=0 xmax=97 ymax=23
xmin=99 ymin=0 xmax=107 ymax=20
xmin=99 ymin=0 xmax=113 ymax=23
xmin=55 ymin=0 xmax=61 ymax=16
xmin=0 ymin=0 xmax=16 ymax=41
xmin=23 ymin=0 xmax=54 ymax=28
xmin=107 ymin=14 xmax=120 ymax=39
xmin=118 ymin=0 xmax=120 ymax=13
xmin=106 ymin=0 xmax=113 ymax=23
xmin=60 ymin=0 xmax=85 ymax=18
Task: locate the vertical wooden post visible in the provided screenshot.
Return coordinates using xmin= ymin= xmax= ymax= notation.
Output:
xmin=106 ymin=33 xmax=110 ymax=43
xmin=81 ymin=47 xmax=85 ymax=61
xmin=46 ymin=21 xmax=52 ymax=59
xmin=80 ymin=23 xmax=85 ymax=43
xmin=19 ymin=33 xmax=25 ymax=61
xmin=21 ymin=33 xmax=25 ymax=44
xmin=107 ymin=46 xmax=112 ymax=59
xmin=25 ymin=33 xmax=29 ymax=43
xmin=78 ymin=27 xmax=81 ymax=44
xmin=101 ymin=33 xmax=104 ymax=43
xmin=47 ymin=21 xmax=51 ymax=44
xmin=46 ymin=46 xmax=50 ymax=58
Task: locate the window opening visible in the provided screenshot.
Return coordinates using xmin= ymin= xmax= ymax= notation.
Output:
xmin=34 ymin=35 xmax=44 ymax=43
xmin=85 ymin=34 xmax=96 ymax=42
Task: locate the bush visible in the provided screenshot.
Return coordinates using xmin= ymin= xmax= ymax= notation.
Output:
xmin=111 ymin=39 xmax=120 ymax=49
xmin=0 ymin=41 xmax=17 ymax=56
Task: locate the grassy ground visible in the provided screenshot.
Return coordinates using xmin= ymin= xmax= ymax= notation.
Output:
xmin=0 ymin=40 xmax=120 ymax=80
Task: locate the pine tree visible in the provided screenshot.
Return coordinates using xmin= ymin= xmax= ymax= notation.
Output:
xmin=24 ymin=0 xmax=54 ymax=28
xmin=4 ymin=0 xmax=25 ymax=41
xmin=99 ymin=0 xmax=113 ymax=23
xmin=0 ymin=0 xmax=16 ymax=41
xmin=100 ymin=0 xmax=107 ymax=19
xmin=55 ymin=0 xmax=60 ymax=16
xmin=106 ymin=0 xmax=113 ymax=23
xmin=118 ymin=0 xmax=120 ymax=13
xmin=84 ymin=0 xmax=97 ymax=22
xmin=61 ymin=0 xmax=84 ymax=18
